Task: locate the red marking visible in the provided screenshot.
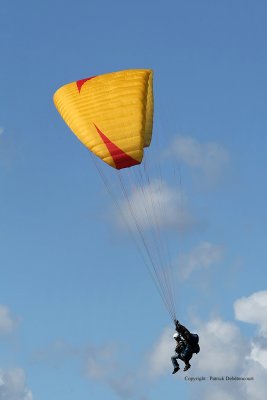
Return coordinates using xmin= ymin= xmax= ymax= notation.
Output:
xmin=94 ymin=124 xmax=140 ymax=170
xmin=76 ymin=76 xmax=96 ymax=92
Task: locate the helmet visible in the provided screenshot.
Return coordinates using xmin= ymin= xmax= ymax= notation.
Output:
xmin=173 ymin=332 xmax=179 ymax=339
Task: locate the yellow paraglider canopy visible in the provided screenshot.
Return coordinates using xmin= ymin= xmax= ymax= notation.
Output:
xmin=53 ymin=69 xmax=153 ymax=169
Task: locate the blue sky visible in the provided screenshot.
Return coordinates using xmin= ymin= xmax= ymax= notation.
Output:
xmin=1 ymin=0 xmax=267 ymax=399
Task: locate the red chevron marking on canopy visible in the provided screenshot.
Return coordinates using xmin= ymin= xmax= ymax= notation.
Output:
xmin=76 ymin=76 xmax=96 ymax=93
xmin=93 ymin=124 xmax=140 ymax=170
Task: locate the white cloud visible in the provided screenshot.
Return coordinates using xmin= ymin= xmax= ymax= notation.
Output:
xmin=196 ymin=385 xmax=241 ymax=400
xmin=84 ymin=345 xmax=137 ymax=399
xmin=0 ymin=306 xmax=16 ymax=335
xmin=193 ymin=318 xmax=246 ymax=374
xmin=169 ymin=135 xmax=229 ymax=183
xmin=234 ymin=291 xmax=267 ymax=336
xmin=177 ymin=241 xmax=224 ymax=280
xmin=35 ymin=340 xmax=137 ymax=399
xmin=192 ymin=299 xmax=267 ymax=400
xmin=109 ymin=375 xmax=135 ymax=399
xmin=147 ymin=327 xmax=173 ymax=377
xmin=119 ymin=179 xmax=195 ymax=233
xmin=194 ymin=291 xmax=267 ymax=399
xmin=0 ymin=368 xmax=33 ymax=400
xmin=248 ymin=341 xmax=267 ymax=369
xmin=243 ymin=361 xmax=267 ymax=400
xmin=192 ymin=292 xmax=267 ymax=400
xmin=0 ymin=128 xmax=4 ymax=136
xmin=85 ymin=344 xmax=118 ymax=380
xmin=34 ymin=339 xmax=120 ymax=383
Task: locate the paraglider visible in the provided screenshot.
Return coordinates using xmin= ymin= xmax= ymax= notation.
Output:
xmin=171 ymin=320 xmax=200 ymax=373
xmin=53 ymin=68 xmax=200 ymax=374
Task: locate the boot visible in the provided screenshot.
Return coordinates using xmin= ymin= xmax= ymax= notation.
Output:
xmin=172 ymin=366 xmax=180 ymax=374
xmin=183 ymin=363 xmax=191 ymax=371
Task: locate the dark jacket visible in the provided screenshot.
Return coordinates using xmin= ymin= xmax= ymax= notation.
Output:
xmin=176 ymin=322 xmax=200 ymax=354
